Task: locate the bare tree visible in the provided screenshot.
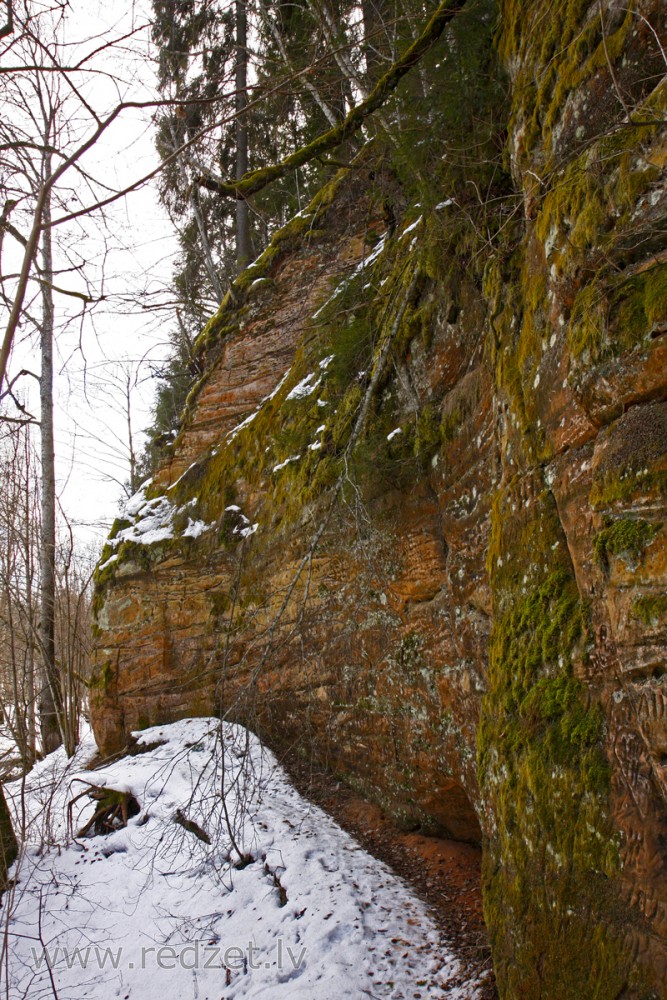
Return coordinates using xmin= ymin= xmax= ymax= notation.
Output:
xmin=1 ymin=10 xmax=78 ymax=753
xmin=0 ymin=422 xmax=39 ymax=773
xmin=53 ymin=524 xmax=93 ymax=757
xmin=235 ymin=0 xmax=251 ymax=270
xmin=0 ymin=420 xmax=91 ymax=767
xmin=38 ymin=148 xmax=60 ymax=755
xmin=78 ymin=358 xmax=149 ymax=499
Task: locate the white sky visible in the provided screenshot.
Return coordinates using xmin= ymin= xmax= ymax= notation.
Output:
xmin=2 ymin=0 xmax=183 ymax=550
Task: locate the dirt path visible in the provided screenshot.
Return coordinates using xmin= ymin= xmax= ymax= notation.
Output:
xmin=280 ymin=752 xmax=497 ymax=998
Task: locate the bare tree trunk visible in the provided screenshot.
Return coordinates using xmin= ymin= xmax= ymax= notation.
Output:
xmin=0 ymin=0 xmax=13 ymax=41
xmin=6 ymin=596 xmax=27 ymax=765
xmin=123 ymin=369 xmax=139 ymax=496
xmin=23 ymin=449 xmax=37 ymax=765
xmin=256 ymin=0 xmax=339 ymax=127
xmin=0 ymin=425 xmax=39 ymax=771
xmin=235 ymin=0 xmax=251 ymax=271
xmin=362 ymin=0 xmax=392 ymax=74
xmin=57 ymin=521 xmax=79 ymax=757
xmin=190 ymin=189 xmax=225 ymax=302
xmin=38 ymin=151 xmax=62 ymax=756
xmin=0 ymin=784 xmax=17 ymax=890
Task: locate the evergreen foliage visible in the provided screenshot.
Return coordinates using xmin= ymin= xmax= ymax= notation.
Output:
xmin=142 ymin=0 xmax=503 ymax=474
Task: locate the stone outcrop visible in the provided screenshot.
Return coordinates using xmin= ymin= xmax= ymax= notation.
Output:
xmin=92 ymin=1 xmax=667 ymax=995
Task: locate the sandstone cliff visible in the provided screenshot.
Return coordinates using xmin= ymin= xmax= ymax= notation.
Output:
xmin=92 ymin=1 xmax=667 ymax=995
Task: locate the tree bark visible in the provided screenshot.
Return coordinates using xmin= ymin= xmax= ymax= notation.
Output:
xmin=38 ymin=151 xmax=62 ymax=756
xmin=235 ymin=0 xmax=251 ymax=271
xmin=0 ymin=784 xmax=17 ymax=890
xmin=22 ymin=438 xmax=37 ymax=766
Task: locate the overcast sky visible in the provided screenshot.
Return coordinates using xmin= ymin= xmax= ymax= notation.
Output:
xmin=3 ymin=0 xmax=182 ymax=551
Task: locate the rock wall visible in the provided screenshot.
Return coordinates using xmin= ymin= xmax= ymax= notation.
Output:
xmin=92 ymin=1 xmax=667 ymax=995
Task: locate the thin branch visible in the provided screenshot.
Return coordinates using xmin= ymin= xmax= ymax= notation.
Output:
xmin=599 ymin=0 xmax=631 ymax=122
xmin=198 ymin=0 xmax=467 ymax=200
xmin=257 ymin=0 xmax=339 ymax=127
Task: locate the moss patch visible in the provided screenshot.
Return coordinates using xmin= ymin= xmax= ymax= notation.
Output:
xmin=591 ymin=467 xmax=667 ymax=511
xmin=630 ymin=593 xmax=667 ymax=626
xmin=593 ymin=518 xmax=659 ymax=572
xmin=569 ymin=263 xmax=667 ymax=362
xmin=478 ymin=481 xmax=637 ymax=998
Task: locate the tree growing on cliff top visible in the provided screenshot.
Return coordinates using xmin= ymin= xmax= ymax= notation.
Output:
xmin=150 ymin=0 xmax=368 ymax=284
xmin=2 ymin=0 xmax=475 ymax=398
xmin=143 ymin=0 xmax=472 ymax=472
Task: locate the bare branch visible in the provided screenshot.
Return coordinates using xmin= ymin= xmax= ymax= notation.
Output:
xmin=198 ymin=0 xmax=467 ymax=200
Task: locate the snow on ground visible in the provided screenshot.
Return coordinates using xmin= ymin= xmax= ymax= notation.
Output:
xmin=4 ymin=718 xmax=483 ymax=999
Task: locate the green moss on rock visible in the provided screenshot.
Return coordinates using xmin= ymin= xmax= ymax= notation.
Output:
xmin=630 ymin=593 xmax=667 ymax=626
xmin=89 ymin=660 xmax=115 ymax=693
xmin=593 ymin=518 xmax=659 ymax=572
xmin=478 ymin=482 xmax=635 ymax=998
xmin=591 ymin=467 xmax=667 ymax=510
xmin=569 ymin=263 xmax=667 ymax=362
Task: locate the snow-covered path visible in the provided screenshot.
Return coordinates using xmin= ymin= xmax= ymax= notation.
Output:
xmin=4 ymin=718 xmax=484 ymax=999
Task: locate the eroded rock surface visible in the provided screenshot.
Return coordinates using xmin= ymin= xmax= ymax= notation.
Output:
xmin=92 ymin=2 xmax=667 ymax=995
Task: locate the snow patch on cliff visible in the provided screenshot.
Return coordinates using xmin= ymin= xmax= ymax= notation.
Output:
xmin=112 ymin=492 xmax=211 ymax=549
xmin=286 ymin=372 xmax=321 ymax=400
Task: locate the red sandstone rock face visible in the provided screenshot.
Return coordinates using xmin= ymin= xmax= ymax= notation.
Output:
xmin=92 ymin=2 xmax=667 ymax=994
xmin=548 ymin=408 xmax=667 ymax=969
xmin=93 ymin=180 xmax=497 ymax=843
